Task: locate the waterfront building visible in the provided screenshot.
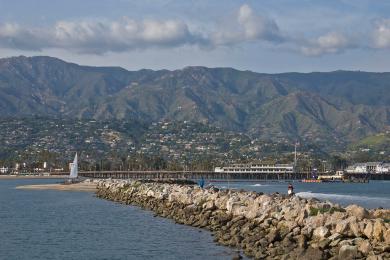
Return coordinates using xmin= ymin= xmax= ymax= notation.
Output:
xmin=345 ymin=162 xmax=390 ymax=174
xmin=0 ymin=166 xmax=8 ymax=174
xmin=214 ymin=163 xmax=294 ymax=174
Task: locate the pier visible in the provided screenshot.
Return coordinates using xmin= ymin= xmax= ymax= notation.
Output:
xmin=77 ymin=170 xmax=324 ymax=180
xmin=47 ymin=170 xmax=390 ymax=181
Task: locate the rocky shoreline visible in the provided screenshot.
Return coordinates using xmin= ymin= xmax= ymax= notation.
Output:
xmin=96 ymin=179 xmax=390 ymax=260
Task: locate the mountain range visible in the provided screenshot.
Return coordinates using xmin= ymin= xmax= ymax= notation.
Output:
xmin=0 ymin=56 xmax=389 ymax=148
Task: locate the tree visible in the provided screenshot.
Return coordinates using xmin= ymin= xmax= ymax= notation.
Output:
xmin=331 ymin=155 xmax=347 ymax=171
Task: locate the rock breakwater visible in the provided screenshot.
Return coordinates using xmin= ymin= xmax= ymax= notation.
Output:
xmin=96 ymin=179 xmax=390 ymax=259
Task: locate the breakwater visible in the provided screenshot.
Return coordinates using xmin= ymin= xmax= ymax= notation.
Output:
xmin=96 ymin=179 xmax=390 ymax=259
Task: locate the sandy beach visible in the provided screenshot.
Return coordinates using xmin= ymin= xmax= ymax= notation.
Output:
xmin=15 ymin=182 xmax=97 ymax=192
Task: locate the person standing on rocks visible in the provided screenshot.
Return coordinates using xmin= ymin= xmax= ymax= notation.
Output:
xmin=288 ymin=183 xmax=294 ymax=196
xmin=199 ymin=177 xmax=205 ymax=188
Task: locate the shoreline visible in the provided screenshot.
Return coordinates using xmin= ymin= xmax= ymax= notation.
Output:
xmin=96 ymin=179 xmax=390 ymax=259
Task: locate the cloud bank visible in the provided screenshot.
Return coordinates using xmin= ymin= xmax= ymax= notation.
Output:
xmin=0 ymin=4 xmax=388 ymax=56
xmin=0 ymin=19 xmax=204 ymax=53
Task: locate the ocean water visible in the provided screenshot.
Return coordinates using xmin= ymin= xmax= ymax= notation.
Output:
xmin=1 ymin=179 xmax=389 ymax=260
xmin=211 ymin=180 xmax=390 ymax=209
xmin=0 ymin=179 xmax=241 ymax=260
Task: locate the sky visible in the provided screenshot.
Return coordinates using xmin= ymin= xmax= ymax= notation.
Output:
xmin=1 ymin=0 xmax=390 ymax=72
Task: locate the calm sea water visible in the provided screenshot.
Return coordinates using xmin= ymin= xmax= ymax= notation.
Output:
xmin=1 ymin=179 xmax=389 ymax=260
xmin=0 ymin=179 xmax=241 ymax=260
xmin=211 ymin=180 xmax=390 ymax=209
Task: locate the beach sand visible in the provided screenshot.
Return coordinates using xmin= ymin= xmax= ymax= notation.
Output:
xmin=15 ymin=182 xmax=97 ymax=192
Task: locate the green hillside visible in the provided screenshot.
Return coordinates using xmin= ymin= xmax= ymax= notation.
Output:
xmin=350 ymin=132 xmax=390 ymax=150
xmin=0 ymin=56 xmax=389 ymax=148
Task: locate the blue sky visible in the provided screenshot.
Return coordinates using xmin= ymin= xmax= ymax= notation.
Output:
xmin=1 ymin=0 xmax=390 ymax=72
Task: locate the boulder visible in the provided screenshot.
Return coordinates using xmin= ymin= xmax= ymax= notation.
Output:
xmin=357 ymin=239 xmax=372 ymax=256
xmin=318 ymin=238 xmax=331 ymax=250
xmin=335 ymin=219 xmax=350 ymax=234
xmin=385 ymin=229 xmax=390 ymax=244
xmin=373 ymin=220 xmax=385 ymax=241
xmin=339 ymin=245 xmax=358 ymax=259
xmin=305 ymin=214 xmax=327 ymax=229
xmin=203 ymin=200 xmax=216 ymax=211
xmin=329 ymin=238 xmax=341 ymax=247
xmin=243 ymin=206 xmax=260 ymax=220
xmin=328 ymin=232 xmax=342 ymax=241
xmin=346 ymin=204 xmax=369 ymax=220
xmin=267 ymin=228 xmax=280 ymax=243
xmin=296 ymin=210 xmax=308 ymax=225
xmin=364 ymin=221 xmax=374 ymax=239
xmin=370 ymin=209 xmax=390 ymax=219
xmin=297 ymin=234 xmax=307 ymax=249
xmin=300 ymin=247 xmax=327 ymax=260
xmin=349 ymin=219 xmax=363 ymax=237
xmin=313 ymin=226 xmax=330 ymax=240
xmin=226 ymin=197 xmax=240 ymax=212
xmin=292 ymin=226 xmax=301 ymax=236
xmin=284 ymin=207 xmax=300 ymax=221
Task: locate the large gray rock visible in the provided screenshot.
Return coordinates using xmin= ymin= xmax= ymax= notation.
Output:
xmin=339 ymin=245 xmax=358 ymax=259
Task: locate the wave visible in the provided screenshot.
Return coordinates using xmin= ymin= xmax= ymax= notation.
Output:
xmin=251 ymin=184 xmax=264 ymax=187
xmin=296 ymin=191 xmax=390 ymax=204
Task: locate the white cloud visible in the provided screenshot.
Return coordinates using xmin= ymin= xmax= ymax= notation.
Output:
xmin=0 ymin=23 xmax=49 ymax=51
xmin=0 ymin=18 xmax=205 ymax=54
xmin=53 ymin=19 xmax=201 ymax=53
xmin=1 ymin=4 xmax=387 ymax=57
xmin=212 ymin=4 xmax=283 ymax=46
xmin=300 ymin=32 xmax=350 ymax=56
xmin=373 ymin=19 xmax=390 ymax=48
xmin=0 ymin=4 xmax=285 ymax=54
xmin=237 ymin=4 xmax=281 ymax=41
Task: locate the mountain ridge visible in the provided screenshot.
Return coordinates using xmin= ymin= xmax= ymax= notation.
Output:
xmin=0 ymin=56 xmax=389 ymax=148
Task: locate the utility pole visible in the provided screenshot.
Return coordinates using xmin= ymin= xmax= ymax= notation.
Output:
xmin=294 ymin=141 xmax=298 ymax=173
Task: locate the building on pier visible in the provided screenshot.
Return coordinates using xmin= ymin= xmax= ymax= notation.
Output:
xmin=345 ymin=162 xmax=390 ymax=174
xmin=214 ymin=163 xmax=294 ymax=174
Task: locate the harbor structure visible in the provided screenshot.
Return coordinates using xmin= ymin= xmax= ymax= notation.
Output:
xmin=345 ymin=162 xmax=390 ymax=174
xmin=214 ymin=163 xmax=294 ymax=175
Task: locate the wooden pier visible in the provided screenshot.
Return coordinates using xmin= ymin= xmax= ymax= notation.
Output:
xmin=23 ymin=170 xmax=390 ymax=181
xmin=77 ymin=170 xmax=312 ymax=180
